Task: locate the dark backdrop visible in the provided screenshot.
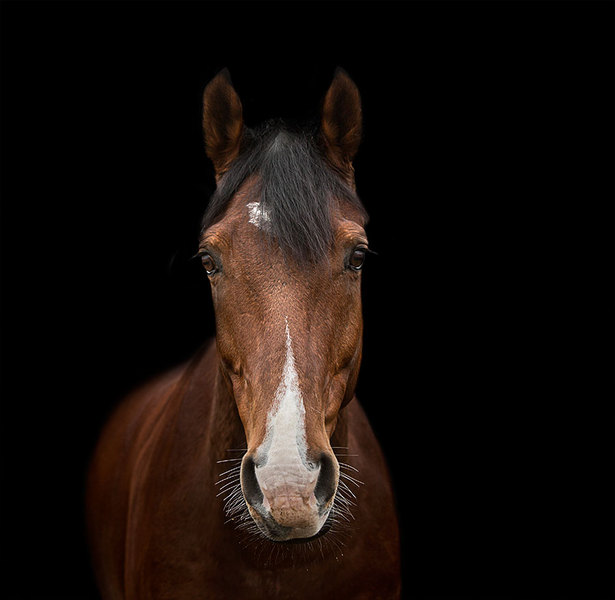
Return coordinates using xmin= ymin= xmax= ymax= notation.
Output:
xmin=1 ymin=2 xmax=613 ymax=599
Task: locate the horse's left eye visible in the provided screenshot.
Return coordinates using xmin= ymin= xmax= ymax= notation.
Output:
xmin=348 ymin=247 xmax=367 ymax=271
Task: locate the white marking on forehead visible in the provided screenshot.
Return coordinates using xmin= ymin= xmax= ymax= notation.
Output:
xmin=255 ymin=317 xmax=314 ymax=496
xmin=246 ymin=201 xmax=271 ymax=230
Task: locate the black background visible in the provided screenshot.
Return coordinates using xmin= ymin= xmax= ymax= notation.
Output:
xmin=1 ymin=2 xmax=613 ymax=599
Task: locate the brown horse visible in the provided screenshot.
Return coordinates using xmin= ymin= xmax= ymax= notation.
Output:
xmin=87 ymin=68 xmax=400 ymax=599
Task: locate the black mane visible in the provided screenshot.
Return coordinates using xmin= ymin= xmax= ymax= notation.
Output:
xmin=200 ymin=120 xmax=367 ymax=262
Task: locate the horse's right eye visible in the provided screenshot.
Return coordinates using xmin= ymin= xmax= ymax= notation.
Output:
xmin=200 ymin=253 xmax=218 ymax=275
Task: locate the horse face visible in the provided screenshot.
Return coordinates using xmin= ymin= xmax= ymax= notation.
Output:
xmin=200 ymin=191 xmax=366 ymax=541
xmin=200 ymin=68 xmax=365 ymax=541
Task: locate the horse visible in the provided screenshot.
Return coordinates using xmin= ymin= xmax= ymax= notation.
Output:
xmin=86 ymin=68 xmax=401 ymax=599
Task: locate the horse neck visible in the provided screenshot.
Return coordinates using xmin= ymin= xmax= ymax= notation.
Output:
xmin=159 ymin=342 xmax=246 ymax=483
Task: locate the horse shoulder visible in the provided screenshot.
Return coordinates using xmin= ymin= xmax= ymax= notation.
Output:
xmin=335 ymin=398 xmax=402 ymax=598
xmin=87 ymin=343 xmax=217 ymax=599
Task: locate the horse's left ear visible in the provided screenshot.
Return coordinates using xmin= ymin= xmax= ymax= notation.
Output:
xmin=321 ymin=68 xmax=362 ymax=175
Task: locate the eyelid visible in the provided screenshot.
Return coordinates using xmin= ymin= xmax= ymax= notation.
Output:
xmin=194 ymin=246 xmax=221 ymax=259
xmin=353 ymin=242 xmax=376 ymax=256
xmin=193 ymin=249 xmax=216 ymax=265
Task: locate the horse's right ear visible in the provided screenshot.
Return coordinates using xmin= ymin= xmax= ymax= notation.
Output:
xmin=202 ymin=69 xmax=244 ymax=178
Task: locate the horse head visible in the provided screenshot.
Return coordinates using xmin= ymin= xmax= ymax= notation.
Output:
xmin=200 ymin=69 xmax=368 ymax=542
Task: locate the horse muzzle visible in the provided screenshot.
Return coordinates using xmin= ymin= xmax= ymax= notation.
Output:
xmin=240 ymin=452 xmax=338 ymax=541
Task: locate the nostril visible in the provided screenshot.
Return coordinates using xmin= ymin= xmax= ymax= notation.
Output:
xmin=240 ymin=455 xmax=263 ymax=508
xmin=314 ymin=453 xmax=337 ymax=508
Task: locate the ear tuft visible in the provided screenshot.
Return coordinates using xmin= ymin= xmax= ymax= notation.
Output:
xmin=202 ymin=69 xmax=244 ymax=177
xmin=321 ymin=68 xmax=362 ymax=175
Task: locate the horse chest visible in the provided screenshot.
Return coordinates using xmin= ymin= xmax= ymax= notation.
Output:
xmin=125 ymin=414 xmax=399 ymax=600
xmin=133 ymin=526 xmax=396 ymax=600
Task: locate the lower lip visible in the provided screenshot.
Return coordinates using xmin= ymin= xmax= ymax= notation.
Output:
xmin=270 ymin=521 xmax=332 ymax=544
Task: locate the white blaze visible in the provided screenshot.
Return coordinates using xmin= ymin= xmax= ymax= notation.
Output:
xmin=255 ymin=318 xmax=317 ymax=509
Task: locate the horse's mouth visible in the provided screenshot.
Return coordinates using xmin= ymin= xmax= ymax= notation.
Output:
xmin=246 ymin=501 xmax=333 ymax=543
xmin=273 ymin=520 xmax=332 ymax=544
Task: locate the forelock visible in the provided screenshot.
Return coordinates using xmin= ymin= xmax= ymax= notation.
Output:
xmin=201 ymin=121 xmax=367 ymax=263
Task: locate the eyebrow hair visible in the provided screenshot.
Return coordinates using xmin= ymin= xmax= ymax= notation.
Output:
xmin=200 ymin=120 xmax=368 ymax=263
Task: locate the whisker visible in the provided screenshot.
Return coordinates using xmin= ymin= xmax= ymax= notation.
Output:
xmin=214 ymin=472 xmax=241 ymax=485
xmin=336 ymin=495 xmax=357 ymax=509
xmin=216 ymin=464 xmax=241 ymax=479
xmin=217 ymin=480 xmax=241 ymax=494
xmin=340 ymin=472 xmax=364 ymax=487
xmin=338 ymin=461 xmax=360 ymax=473
xmin=338 ymin=479 xmax=357 ymax=499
